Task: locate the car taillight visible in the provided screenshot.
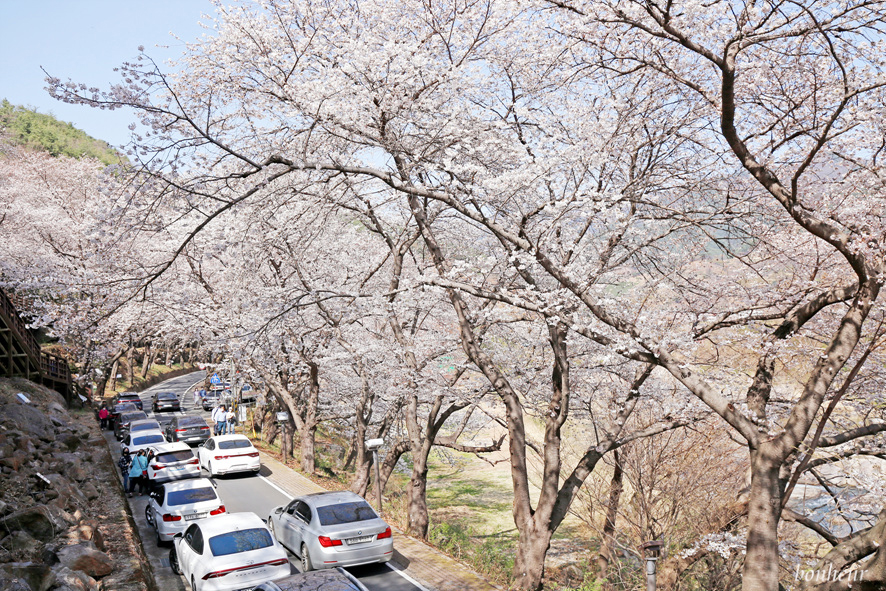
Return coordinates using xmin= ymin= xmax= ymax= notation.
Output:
xmin=215 ymin=455 xmax=227 ymax=460
xmin=175 ymin=429 xmax=187 ymax=432
xmin=377 ymin=527 xmax=392 ymax=539
xmin=247 ymin=452 xmax=259 ymax=458
xmin=200 ymin=426 xmax=210 ymax=431
xmin=318 ymin=535 xmax=343 ymax=547
xmin=209 ymin=505 xmax=226 ymax=515
xmin=187 ymin=458 xmax=199 ymax=465
xmin=202 ymin=558 xmax=289 ymax=579
xmin=162 ymin=514 xmax=182 ymax=522
xmin=151 ymin=464 xmax=165 ymax=470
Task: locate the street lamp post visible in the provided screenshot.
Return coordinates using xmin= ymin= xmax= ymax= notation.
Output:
xmin=365 ymin=438 xmax=384 ymax=515
xmin=640 ymin=540 xmax=664 ymax=591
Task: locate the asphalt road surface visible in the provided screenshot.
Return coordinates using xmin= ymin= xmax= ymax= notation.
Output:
xmin=108 ymin=371 xmax=423 ymax=591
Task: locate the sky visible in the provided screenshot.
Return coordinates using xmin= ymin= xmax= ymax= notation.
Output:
xmin=1 ymin=0 xmax=217 ymax=148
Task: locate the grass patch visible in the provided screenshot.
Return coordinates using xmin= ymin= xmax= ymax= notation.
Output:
xmin=428 ymin=519 xmax=516 ymax=586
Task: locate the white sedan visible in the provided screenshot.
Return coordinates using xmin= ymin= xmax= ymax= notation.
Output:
xmin=145 ymin=478 xmax=225 ymax=545
xmin=146 ymin=442 xmax=201 ymax=485
xmin=169 ymin=512 xmax=291 ymax=591
xmin=197 ymin=435 xmax=261 ymax=477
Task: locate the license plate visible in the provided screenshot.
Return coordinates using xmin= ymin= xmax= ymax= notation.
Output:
xmin=171 ymin=466 xmax=184 ymax=471
xmin=187 ymin=436 xmax=203 ymax=441
xmin=347 ymin=535 xmax=373 ymax=544
xmin=185 ymin=513 xmax=207 ymax=521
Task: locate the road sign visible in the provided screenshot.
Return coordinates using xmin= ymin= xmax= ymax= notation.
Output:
xmin=210 ymin=373 xmax=221 ymax=385
xmin=241 ymin=384 xmax=251 ymax=392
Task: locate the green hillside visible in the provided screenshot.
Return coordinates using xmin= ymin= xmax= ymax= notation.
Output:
xmin=0 ymin=99 xmax=123 ymax=165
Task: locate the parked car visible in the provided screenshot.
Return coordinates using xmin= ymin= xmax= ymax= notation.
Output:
xmin=114 ymin=410 xmax=148 ymax=440
xmin=201 ymin=391 xmax=221 ymax=411
xmin=108 ymin=401 xmax=138 ymax=429
xmin=114 ymin=391 xmax=143 ymax=410
xmin=267 ymin=491 xmax=393 ymax=571
xmin=145 ymin=477 xmax=225 ymax=545
xmin=254 ymin=568 xmax=369 ymax=591
xmin=165 ymin=415 xmax=211 ymax=445
xmin=121 ymin=429 xmax=166 ymax=456
xmin=152 ymin=391 xmax=181 ymax=413
xmin=128 ymin=418 xmax=162 ymax=436
xmin=197 ymin=435 xmax=261 ymax=477
xmin=146 ymin=442 xmax=201 ymax=485
xmin=169 ymin=512 xmax=290 ymax=591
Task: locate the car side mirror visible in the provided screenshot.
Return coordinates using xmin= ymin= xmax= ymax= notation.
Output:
xmin=173 ymin=533 xmax=183 ymax=540
xmin=274 ymin=507 xmax=283 ymax=515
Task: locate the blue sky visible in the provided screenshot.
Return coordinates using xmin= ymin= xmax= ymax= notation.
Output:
xmin=1 ymin=0 xmax=216 ymax=148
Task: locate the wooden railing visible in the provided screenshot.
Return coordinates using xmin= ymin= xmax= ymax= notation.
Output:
xmin=0 ymin=288 xmax=71 ymax=391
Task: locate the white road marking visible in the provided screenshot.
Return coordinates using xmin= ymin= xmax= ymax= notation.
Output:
xmin=258 ymin=475 xmax=294 ymax=501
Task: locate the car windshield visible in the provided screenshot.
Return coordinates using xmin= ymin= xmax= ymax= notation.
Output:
xmin=114 ymin=403 xmax=137 ymax=412
xmin=208 ymin=528 xmax=273 ymax=557
xmin=178 ymin=417 xmax=205 ymax=427
xmin=133 ymin=434 xmax=165 ymax=446
xmin=156 ymin=450 xmax=193 ymax=464
xmin=316 ymin=501 xmax=377 ymax=526
xmin=218 ymin=439 xmax=252 ymax=450
xmin=131 ymin=422 xmax=159 ymax=432
xmin=167 ymin=487 xmax=216 ymax=506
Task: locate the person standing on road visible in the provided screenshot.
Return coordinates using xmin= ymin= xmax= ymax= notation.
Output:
xmin=119 ymin=449 xmax=131 ymax=492
xmin=225 ymin=406 xmax=236 ymax=434
xmin=193 ymin=387 xmax=201 ymax=407
xmin=212 ymin=405 xmax=227 ymax=435
xmin=98 ymin=404 xmax=109 ymax=430
xmin=128 ymin=450 xmax=148 ymax=497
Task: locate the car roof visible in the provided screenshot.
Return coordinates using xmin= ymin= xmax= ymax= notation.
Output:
xmin=149 ymin=441 xmax=193 ymax=454
xmin=118 ymin=392 xmax=140 ymax=398
xmin=130 ymin=419 xmax=161 ymax=427
xmin=299 ymin=491 xmax=367 ymax=508
xmin=212 ymin=434 xmax=252 ymax=443
xmin=162 ymin=477 xmax=216 ymax=493
xmin=120 ymin=411 xmax=147 ymax=420
xmin=264 ymin=568 xmax=367 ymax=591
xmin=192 ymin=512 xmax=267 ymax=538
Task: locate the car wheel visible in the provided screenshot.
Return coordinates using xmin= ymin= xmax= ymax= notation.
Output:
xmin=144 ymin=505 xmax=154 ymax=527
xmin=301 ymin=544 xmax=314 ymax=572
xmin=207 ymin=462 xmax=215 ymax=477
xmin=169 ymin=547 xmax=182 ymax=575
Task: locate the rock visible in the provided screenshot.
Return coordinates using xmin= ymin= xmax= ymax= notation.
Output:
xmin=50 ymin=565 xmax=99 ymax=591
xmin=0 ymin=505 xmax=66 ymax=542
xmin=61 ymin=435 xmax=82 ymax=452
xmin=2 ymin=530 xmax=42 ymax=556
xmin=56 ymin=541 xmax=113 ymax=578
xmin=0 ymin=570 xmax=32 ymax=591
xmin=0 ymin=562 xmax=56 ymax=591
xmin=0 ymin=403 xmax=54 ymax=441
xmin=1 ymin=450 xmax=28 ymax=471
xmin=79 ymin=482 xmax=99 ymax=501
xmin=0 ymin=499 xmax=8 ymax=516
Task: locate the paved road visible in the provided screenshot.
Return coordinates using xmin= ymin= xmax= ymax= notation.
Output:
xmin=108 ymin=371 xmax=421 ymax=591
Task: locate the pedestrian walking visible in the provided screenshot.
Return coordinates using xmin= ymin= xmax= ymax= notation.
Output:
xmin=98 ymin=403 xmax=110 ymax=430
xmin=193 ymin=388 xmax=201 ymax=406
xmin=128 ymin=449 xmax=149 ymax=497
xmin=212 ymin=405 xmax=227 ymax=436
xmin=119 ymin=449 xmax=132 ymax=492
xmin=226 ymin=406 xmax=236 ymax=434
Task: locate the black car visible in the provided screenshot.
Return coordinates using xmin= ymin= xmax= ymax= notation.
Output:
xmin=201 ymin=391 xmax=221 ymax=411
xmin=114 ymin=410 xmax=149 ymax=440
xmin=254 ymin=568 xmax=368 ymax=591
xmin=164 ymin=415 xmax=211 ymax=445
xmin=108 ymin=401 xmax=139 ymax=429
xmin=152 ymin=392 xmax=181 ymax=413
xmin=114 ymin=391 xmax=143 ymax=411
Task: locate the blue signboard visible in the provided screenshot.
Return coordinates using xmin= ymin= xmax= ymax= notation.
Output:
xmin=210 ymin=373 xmax=221 ymax=385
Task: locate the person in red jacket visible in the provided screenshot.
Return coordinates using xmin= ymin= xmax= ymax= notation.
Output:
xmin=98 ymin=404 xmax=110 ymax=430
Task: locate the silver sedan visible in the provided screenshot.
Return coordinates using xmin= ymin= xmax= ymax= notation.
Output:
xmin=268 ymin=491 xmax=393 ymax=571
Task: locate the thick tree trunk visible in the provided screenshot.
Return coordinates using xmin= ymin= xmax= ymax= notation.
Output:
xmin=165 ymin=343 xmax=173 ymax=366
xmin=140 ymin=343 xmax=152 ymax=379
xmin=743 ymin=446 xmax=783 ymax=591
xmin=300 ymin=362 xmax=319 ymax=474
xmin=597 ymin=449 xmax=624 ymax=584
xmin=407 ymin=451 xmax=430 ymax=538
xmin=513 ymin=522 xmax=554 ymax=591
xmin=300 ymin=427 xmax=316 ymax=474
xmin=108 ymin=359 xmax=119 ymax=392
xmin=126 ymin=346 xmax=135 ymax=385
